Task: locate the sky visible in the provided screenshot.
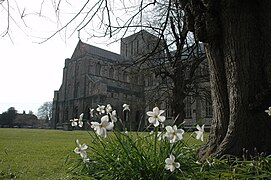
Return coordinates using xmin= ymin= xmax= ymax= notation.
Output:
xmin=0 ymin=0 xmax=121 ymax=114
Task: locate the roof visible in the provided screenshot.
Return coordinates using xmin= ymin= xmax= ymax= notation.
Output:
xmin=71 ymin=40 xmax=125 ymax=62
xmin=122 ymin=29 xmax=159 ymax=41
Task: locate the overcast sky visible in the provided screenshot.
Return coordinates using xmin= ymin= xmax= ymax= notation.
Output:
xmin=0 ymin=0 xmax=121 ymax=114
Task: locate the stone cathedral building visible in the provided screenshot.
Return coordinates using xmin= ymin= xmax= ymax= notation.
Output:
xmin=52 ymin=30 xmax=212 ymax=130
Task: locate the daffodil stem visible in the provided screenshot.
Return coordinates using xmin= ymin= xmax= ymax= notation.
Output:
xmin=154 ymin=126 xmax=158 ymax=165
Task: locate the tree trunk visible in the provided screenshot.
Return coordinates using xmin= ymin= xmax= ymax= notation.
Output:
xmin=187 ymin=0 xmax=271 ymax=158
xmin=172 ymin=83 xmax=186 ymax=125
xmin=172 ymin=63 xmax=186 ymax=125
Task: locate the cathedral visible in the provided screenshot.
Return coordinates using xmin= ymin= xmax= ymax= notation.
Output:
xmin=51 ymin=30 xmax=212 ymax=130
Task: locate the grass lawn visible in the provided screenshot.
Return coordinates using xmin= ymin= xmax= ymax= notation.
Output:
xmin=0 ymin=128 xmax=202 ymax=179
xmin=0 ymin=128 xmax=91 ymax=180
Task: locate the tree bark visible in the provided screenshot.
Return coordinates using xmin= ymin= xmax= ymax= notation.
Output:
xmin=172 ymin=66 xmax=186 ymax=125
xmin=186 ymin=0 xmax=271 ymax=158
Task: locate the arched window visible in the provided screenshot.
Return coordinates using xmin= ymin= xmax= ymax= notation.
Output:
xmin=95 ymin=62 xmax=101 ymax=75
xmin=109 ymin=67 xmax=114 ymax=78
xmin=123 ymin=71 xmax=129 ymax=82
xmin=185 ymin=96 xmax=192 ymax=118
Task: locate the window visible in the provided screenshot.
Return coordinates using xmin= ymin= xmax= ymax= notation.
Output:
xmin=185 ymin=96 xmax=192 ymax=118
xmin=76 ymin=62 xmax=80 ymax=75
xmin=88 ymin=82 xmax=92 ymax=96
xmin=109 ymin=67 xmax=114 ymax=78
xmin=147 ymin=75 xmax=153 ymax=86
xmin=74 ymin=82 xmax=80 ymax=98
xmin=95 ymin=62 xmax=101 ymax=75
xmin=134 ymin=75 xmax=138 ymax=85
xmin=88 ymin=64 xmax=92 ymax=74
xmin=136 ymin=40 xmax=139 ymax=54
xmin=166 ymin=101 xmax=173 ymax=118
xmin=125 ymin=44 xmax=128 ymax=57
xmin=123 ymin=71 xmax=129 ymax=82
xmin=205 ymin=96 xmax=213 ymax=117
xmin=74 ymin=107 xmax=78 ymax=118
xmin=131 ymin=42 xmax=134 ymax=55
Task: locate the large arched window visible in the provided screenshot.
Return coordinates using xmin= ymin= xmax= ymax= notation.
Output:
xmin=95 ymin=62 xmax=101 ymax=75
xmin=109 ymin=67 xmax=114 ymax=78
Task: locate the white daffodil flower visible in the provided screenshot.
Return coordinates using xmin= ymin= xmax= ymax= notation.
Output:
xmin=110 ymin=110 xmax=118 ymax=122
xmin=74 ymin=139 xmax=88 ymax=160
xmin=70 ymin=118 xmax=78 ymax=127
xmin=89 ymin=108 xmax=94 ymax=117
xmin=165 ymin=125 xmax=184 ymax=143
xmin=91 ymin=115 xmax=114 ymax=138
xmin=78 ymin=113 xmax=84 ymax=127
xmin=157 ymin=131 xmax=166 ymax=141
xmin=96 ymin=105 xmax=105 ymax=114
xmin=195 ymin=124 xmax=205 ymax=141
xmin=106 ymin=104 xmax=112 ymax=113
xmin=146 ymin=107 xmax=166 ymax=127
xmin=165 ymin=154 xmax=180 ymax=172
xmin=265 ymin=107 xmax=271 ymax=116
xmin=123 ymin=104 xmax=130 ymax=111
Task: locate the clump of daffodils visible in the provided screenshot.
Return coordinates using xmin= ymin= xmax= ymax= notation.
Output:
xmin=70 ymin=104 xmax=206 ymax=178
xmin=70 ymin=113 xmax=84 ymax=127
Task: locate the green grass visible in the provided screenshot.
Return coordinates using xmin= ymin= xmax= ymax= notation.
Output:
xmin=0 ymin=128 xmax=90 ymax=180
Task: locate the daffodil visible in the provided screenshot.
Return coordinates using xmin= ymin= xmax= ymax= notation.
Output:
xmin=110 ymin=110 xmax=118 ymax=122
xmin=96 ymin=105 xmax=105 ymax=114
xmin=106 ymin=104 xmax=112 ymax=113
xmin=78 ymin=113 xmax=84 ymax=127
xmin=165 ymin=154 xmax=180 ymax=172
xmin=146 ymin=107 xmax=165 ymax=127
xmin=195 ymin=124 xmax=205 ymax=141
xmin=165 ymin=125 xmax=184 ymax=143
xmin=123 ymin=104 xmax=130 ymax=111
xmin=74 ymin=139 xmax=88 ymax=160
xmin=70 ymin=118 xmax=78 ymax=127
xmin=90 ymin=115 xmax=114 ymax=138
xmin=89 ymin=108 xmax=94 ymax=117
xmin=157 ymin=131 xmax=166 ymax=141
xmin=265 ymin=107 xmax=271 ymax=116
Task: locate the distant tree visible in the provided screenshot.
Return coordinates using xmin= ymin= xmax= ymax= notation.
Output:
xmin=0 ymin=107 xmax=17 ymax=127
xmin=37 ymin=102 xmax=52 ymax=121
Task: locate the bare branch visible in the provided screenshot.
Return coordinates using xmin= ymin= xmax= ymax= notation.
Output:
xmin=1 ymin=0 xmax=10 ymax=37
xmin=38 ymin=0 xmax=91 ymax=44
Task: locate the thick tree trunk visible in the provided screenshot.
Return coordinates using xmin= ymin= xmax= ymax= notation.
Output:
xmin=187 ymin=0 xmax=271 ymax=158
